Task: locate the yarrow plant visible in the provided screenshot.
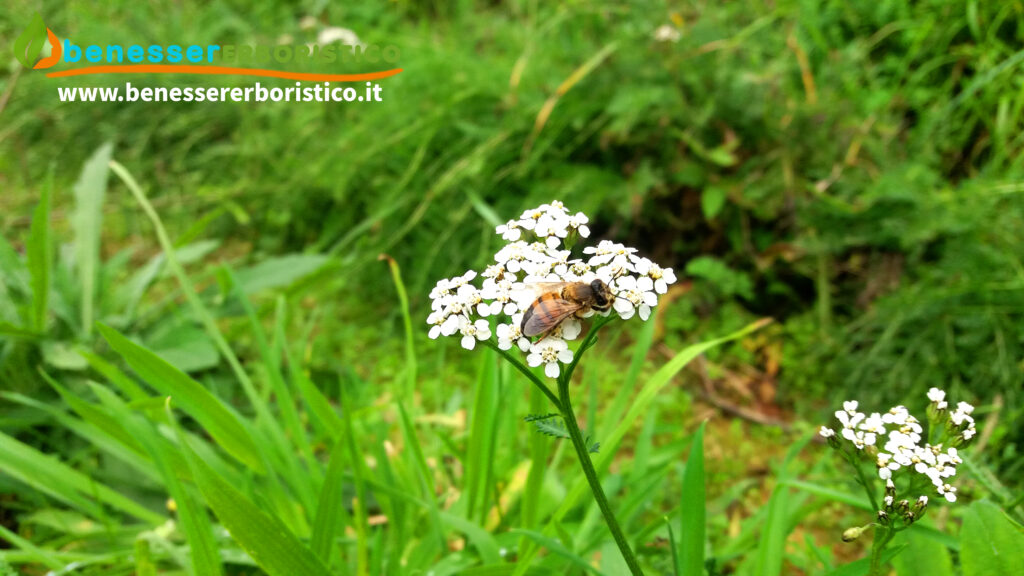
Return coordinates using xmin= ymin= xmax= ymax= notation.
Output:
xmin=820 ymin=388 xmax=978 ymax=575
xmin=426 ymin=201 xmax=678 ymax=575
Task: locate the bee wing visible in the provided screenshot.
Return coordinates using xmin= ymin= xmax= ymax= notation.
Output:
xmin=510 ymin=281 xmax=567 ymax=309
xmin=521 ymin=298 xmax=584 ymax=337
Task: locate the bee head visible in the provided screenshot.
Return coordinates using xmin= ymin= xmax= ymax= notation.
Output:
xmin=590 ymin=279 xmax=614 ymax=308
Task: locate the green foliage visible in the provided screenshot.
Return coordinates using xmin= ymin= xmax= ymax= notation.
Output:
xmin=960 ymin=500 xmax=1024 ymax=576
xmin=1 ymin=0 xmax=1023 ymax=574
xmin=524 ymin=413 xmax=600 ymax=454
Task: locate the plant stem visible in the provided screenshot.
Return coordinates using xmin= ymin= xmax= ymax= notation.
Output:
xmin=484 ymin=340 xmax=562 ymax=411
xmin=557 ymin=375 xmax=644 ymax=575
xmin=867 ymin=525 xmax=894 ymax=576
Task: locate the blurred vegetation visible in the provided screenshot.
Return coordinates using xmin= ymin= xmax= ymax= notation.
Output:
xmin=1 ymin=0 xmax=1023 ymax=574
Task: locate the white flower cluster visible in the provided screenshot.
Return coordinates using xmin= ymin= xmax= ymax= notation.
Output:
xmin=427 ymin=201 xmax=678 ymax=378
xmin=820 ymin=388 xmax=977 ymax=504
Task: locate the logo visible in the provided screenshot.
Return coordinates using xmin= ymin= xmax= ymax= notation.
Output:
xmin=13 ymin=13 xmax=62 ymax=69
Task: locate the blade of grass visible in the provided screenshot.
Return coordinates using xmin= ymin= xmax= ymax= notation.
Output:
xmin=72 ymin=143 xmax=113 ymax=338
xmin=26 ymin=164 xmax=54 ymax=332
xmin=115 ymin=399 xmax=223 ymax=576
xmin=96 ymin=322 xmax=265 ymax=474
xmin=166 ymin=399 xmax=332 ymax=576
xmin=396 ymin=400 xmax=447 ymax=556
xmin=0 ymin=524 xmax=64 ymax=571
xmin=679 ymin=422 xmax=706 ymax=576
xmin=755 ymin=434 xmax=813 ymax=576
xmin=311 ymin=440 xmax=353 ymax=570
xmin=338 ymin=383 xmax=370 ymax=576
xmin=0 ymin=430 xmax=164 ymax=525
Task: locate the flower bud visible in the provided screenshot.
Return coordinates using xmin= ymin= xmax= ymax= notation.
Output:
xmin=842 ymin=526 xmax=866 ymax=542
xmin=877 ymin=510 xmax=890 ymax=526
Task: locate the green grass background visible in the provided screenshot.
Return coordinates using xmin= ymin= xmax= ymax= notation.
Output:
xmin=1 ymin=0 xmax=1023 ymax=574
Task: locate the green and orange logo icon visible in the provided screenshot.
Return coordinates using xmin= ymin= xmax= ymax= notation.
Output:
xmin=13 ymin=13 xmax=62 ymax=69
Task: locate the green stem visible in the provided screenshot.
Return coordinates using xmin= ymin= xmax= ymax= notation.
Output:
xmin=852 ymin=458 xmax=879 ymax=512
xmin=557 ymin=376 xmax=643 ymax=575
xmin=555 ymin=316 xmax=644 ymax=575
xmin=484 ymin=340 xmax=562 ymax=411
xmin=867 ymin=525 xmax=894 ymax=576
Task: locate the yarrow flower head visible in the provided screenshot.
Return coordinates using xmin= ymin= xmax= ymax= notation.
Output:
xmin=823 ymin=388 xmax=978 ymax=526
xmin=427 ymin=201 xmax=677 ymax=379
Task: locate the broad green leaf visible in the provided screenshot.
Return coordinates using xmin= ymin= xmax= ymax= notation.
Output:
xmin=232 ymin=254 xmax=328 ymax=294
xmin=961 ymin=500 xmax=1024 ymax=576
xmin=97 ymin=323 xmax=265 ymax=474
xmin=72 ymin=143 xmax=113 ymax=338
xmin=147 ymin=326 xmax=220 ymax=373
xmin=679 ymin=422 xmax=706 ymax=576
xmin=169 ymin=404 xmax=332 ymax=576
xmin=26 ymin=167 xmax=53 ymax=332
xmin=892 ymin=526 xmax=953 ymax=576
xmin=701 ymin=186 xmax=727 ymax=220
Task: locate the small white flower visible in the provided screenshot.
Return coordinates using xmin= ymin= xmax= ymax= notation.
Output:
xmin=585 ymin=240 xmax=639 ymax=270
xmin=653 ymin=24 xmax=681 ymax=43
xmin=612 ymin=275 xmax=658 ymax=321
xmin=927 ymin=387 xmax=946 ymax=405
xmin=526 ymin=338 xmax=574 ymax=378
xmin=496 ymin=318 xmax=530 ymax=352
xmin=635 ymin=257 xmax=678 ymax=294
xmin=566 ymin=212 xmax=590 ymax=239
xmin=859 ymin=412 xmax=887 ymax=436
xmin=458 ymin=318 xmax=491 ymax=350
xmin=935 ymin=482 xmax=957 ymax=503
xmin=819 ymin=426 xmax=835 ymax=438
xmin=496 ymin=220 xmax=523 ymax=241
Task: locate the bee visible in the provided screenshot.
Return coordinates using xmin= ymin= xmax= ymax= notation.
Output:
xmin=520 ymin=279 xmax=615 ymax=340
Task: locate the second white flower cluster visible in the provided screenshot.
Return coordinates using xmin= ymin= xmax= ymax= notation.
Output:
xmin=427 ymin=201 xmax=678 ymax=378
xmin=820 ymin=388 xmax=977 ymax=504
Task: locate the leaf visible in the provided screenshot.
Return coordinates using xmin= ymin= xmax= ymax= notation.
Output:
xmin=114 ymin=401 xmax=223 ymax=576
xmin=41 ymin=341 xmax=88 ymax=370
xmin=0 ymin=430 xmax=164 ymax=525
xmin=525 ymin=414 xmax=599 ymax=452
xmin=168 ymin=403 xmax=332 ymax=576
xmin=823 ymin=544 xmax=907 ymax=576
xmin=97 ymin=323 xmax=265 ymax=474
xmin=526 ymin=414 xmax=570 ymax=439
xmin=147 ymin=325 xmax=220 ymax=372
xmin=232 ymin=254 xmax=329 ymax=294
xmin=510 ymin=529 xmax=602 ymax=575
xmin=892 ymin=526 xmax=953 ymax=576
xmin=960 ymin=500 xmax=1024 ymax=576
xmin=13 ymin=13 xmax=47 ymax=68
xmin=72 ymin=143 xmax=113 ymax=338
xmin=26 ymin=167 xmax=53 ymax=332
xmin=701 ymin=186 xmax=727 ymax=220
xmin=310 ymin=441 xmax=348 ymax=564
xmin=679 ymin=422 xmax=706 ymax=576
xmin=755 ymin=435 xmax=813 ymax=576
